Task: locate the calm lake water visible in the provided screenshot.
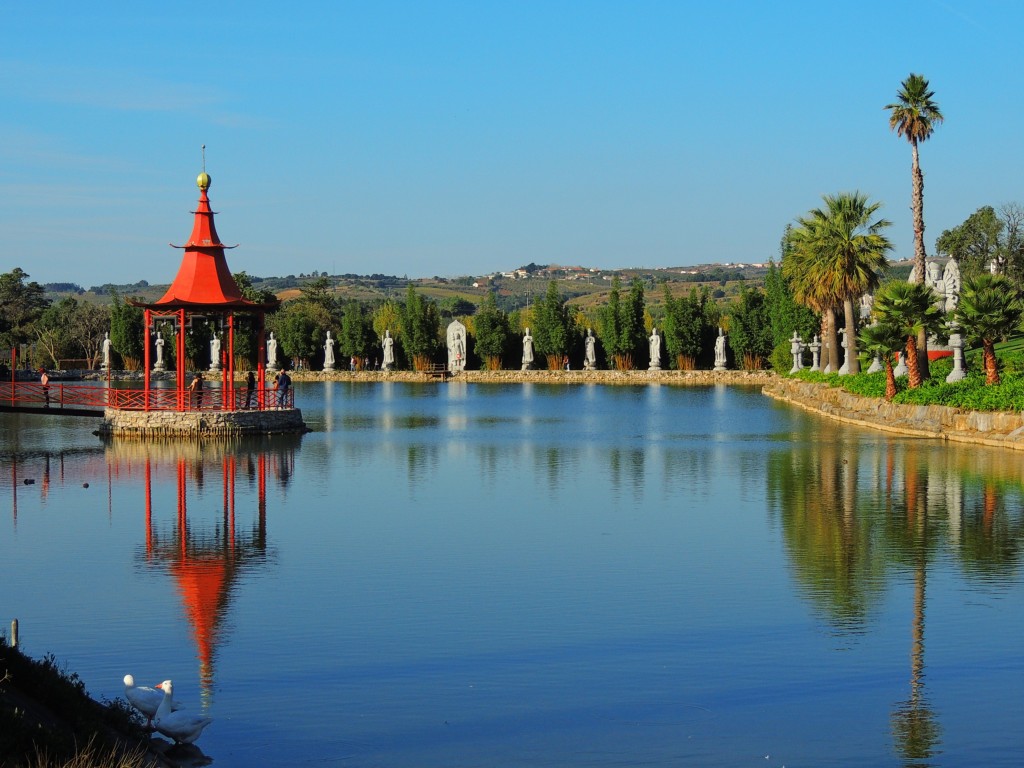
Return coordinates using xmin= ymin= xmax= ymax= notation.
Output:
xmin=2 ymin=381 xmax=1023 ymax=767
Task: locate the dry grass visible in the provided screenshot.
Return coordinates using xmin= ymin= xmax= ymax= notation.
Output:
xmin=1 ymin=642 xmax=155 ymax=768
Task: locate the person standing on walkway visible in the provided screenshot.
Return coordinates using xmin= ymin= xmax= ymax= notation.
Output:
xmin=39 ymin=368 xmax=50 ymax=407
xmin=245 ymin=370 xmax=256 ymax=409
xmin=277 ymin=369 xmax=291 ymax=407
xmin=189 ymin=371 xmax=204 ymax=409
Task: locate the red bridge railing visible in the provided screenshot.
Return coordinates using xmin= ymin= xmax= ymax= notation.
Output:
xmin=0 ymin=382 xmax=293 ymax=412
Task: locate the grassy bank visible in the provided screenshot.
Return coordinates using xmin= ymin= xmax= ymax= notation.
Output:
xmin=0 ymin=639 xmax=156 ymax=768
xmin=792 ymin=349 xmax=1024 ymax=412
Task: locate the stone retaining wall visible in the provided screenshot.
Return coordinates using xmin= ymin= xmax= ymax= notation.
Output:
xmin=284 ymin=369 xmax=777 ymax=386
xmin=762 ymin=378 xmax=1024 ymax=450
xmin=99 ymin=407 xmax=308 ymax=438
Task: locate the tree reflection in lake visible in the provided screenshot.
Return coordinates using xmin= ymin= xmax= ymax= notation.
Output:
xmin=769 ymin=435 xmax=1024 ymax=765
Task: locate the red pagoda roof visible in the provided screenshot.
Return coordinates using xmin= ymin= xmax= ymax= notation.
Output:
xmin=143 ymin=174 xmax=278 ymax=311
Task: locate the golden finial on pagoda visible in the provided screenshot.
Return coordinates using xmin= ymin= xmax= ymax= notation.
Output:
xmin=197 ymin=144 xmax=211 ymax=190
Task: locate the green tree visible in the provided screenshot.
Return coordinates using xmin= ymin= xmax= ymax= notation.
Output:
xmin=953 ymin=273 xmax=1023 ymax=385
xmin=0 ymin=268 xmax=49 ymax=352
xmin=109 ymin=292 xmax=145 ymax=370
xmin=532 ymin=281 xmax=570 ymax=368
xmin=299 ymin=276 xmax=336 ymax=311
xmin=270 ymin=301 xmax=333 ymax=369
xmin=662 ymin=285 xmax=705 ymax=369
xmin=598 ymin=277 xmax=624 ymax=367
xmin=785 ymin=192 xmax=892 ymax=374
xmin=999 ymin=203 xmax=1024 ymax=287
xmin=728 ymin=287 xmax=774 ymax=369
xmin=619 ymin=278 xmax=647 ymax=369
xmin=935 ymin=206 xmax=1002 ymax=279
xmin=765 ymin=236 xmax=818 ymax=347
xmin=338 ymin=300 xmax=375 ymax=366
xmin=400 ymin=285 xmax=442 ymax=370
xmin=859 ymin=321 xmax=906 ymax=400
xmin=886 ymin=73 xmax=944 ymax=375
xmin=872 ymin=281 xmax=943 ymax=389
xmin=35 ymin=297 xmax=77 ymax=367
xmin=473 ymin=291 xmax=511 ymax=370
xmin=68 ymin=301 xmax=110 ymax=369
xmin=438 ymin=296 xmax=476 ymax=318
xmin=231 ymin=271 xmax=280 ymax=369
xmin=936 ymin=204 xmax=1024 ymax=288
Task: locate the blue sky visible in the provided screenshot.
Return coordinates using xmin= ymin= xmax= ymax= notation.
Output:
xmin=2 ymin=1 xmax=1022 ymax=287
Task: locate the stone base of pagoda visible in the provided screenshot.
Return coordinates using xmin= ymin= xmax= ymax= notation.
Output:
xmin=98 ymin=407 xmax=308 ymax=438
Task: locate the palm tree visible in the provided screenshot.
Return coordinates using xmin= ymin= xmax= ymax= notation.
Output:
xmin=886 ymin=73 xmax=944 ymax=375
xmin=872 ymin=281 xmax=944 ymax=388
xmin=784 ymin=226 xmax=841 ymax=373
xmin=953 ymin=273 xmax=1023 ymax=385
xmin=859 ymin=321 xmax=905 ymax=400
xmin=785 ymin=193 xmax=892 ymax=374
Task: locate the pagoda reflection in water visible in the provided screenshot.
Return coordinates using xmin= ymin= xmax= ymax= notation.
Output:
xmin=106 ymin=439 xmax=298 ymax=703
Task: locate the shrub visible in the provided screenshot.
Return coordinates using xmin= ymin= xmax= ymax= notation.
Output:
xmin=770 ymin=341 xmax=792 ymax=374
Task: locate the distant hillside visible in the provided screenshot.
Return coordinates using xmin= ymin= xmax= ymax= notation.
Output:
xmin=39 ymin=262 xmax=796 ymax=310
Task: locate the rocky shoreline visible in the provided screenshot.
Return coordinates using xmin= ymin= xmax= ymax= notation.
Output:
xmin=762 ymin=377 xmax=1024 ymax=450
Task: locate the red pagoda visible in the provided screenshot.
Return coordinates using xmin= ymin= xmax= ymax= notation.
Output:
xmin=133 ymin=171 xmax=280 ymax=411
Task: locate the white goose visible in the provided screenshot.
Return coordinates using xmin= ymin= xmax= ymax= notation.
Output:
xmin=153 ymin=680 xmax=213 ymax=745
xmin=123 ymin=674 xmax=182 ymax=726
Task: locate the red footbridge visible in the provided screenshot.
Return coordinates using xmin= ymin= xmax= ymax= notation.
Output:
xmin=0 ymin=381 xmax=293 ymax=417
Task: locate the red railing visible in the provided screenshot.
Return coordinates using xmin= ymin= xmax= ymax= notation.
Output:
xmin=0 ymin=382 xmax=293 ymax=412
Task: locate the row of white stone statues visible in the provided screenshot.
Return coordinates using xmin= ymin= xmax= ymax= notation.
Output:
xmin=267 ymin=329 xmax=396 ymax=372
xmin=257 ymin=323 xmax=731 ymax=372
xmin=108 ymin=321 xmax=733 ymax=374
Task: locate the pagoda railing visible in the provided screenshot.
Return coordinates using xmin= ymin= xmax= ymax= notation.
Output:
xmin=1 ymin=382 xmax=293 ymax=412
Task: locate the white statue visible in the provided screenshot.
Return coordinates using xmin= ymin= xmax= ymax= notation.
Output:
xmin=947 ymin=325 xmax=967 ymax=383
xmin=267 ymin=332 xmax=279 ymax=371
xmin=859 ymin=293 xmax=874 ymax=321
xmin=713 ymin=328 xmax=727 ymax=371
xmin=101 ymin=332 xmax=111 ymax=371
xmin=584 ymin=329 xmax=597 ymax=370
xmin=648 ymin=327 xmax=661 ymax=371
xmin=382 ymin=330 xmax=395 ymax=371
xmin=789 ymin=331 xmax=803 ymax=374
xmin=324 ymin=330 xmax=336 ymax=371
xmin=209 ymin=333 xmax=221 ymax=371
xmin=521 ymin=328 xmax=534 ymax=371
xmin=446 ymin=320 xmax=467 ymax=373
xmin=808 ymin=334 xmax=821 ymax=371
xmin=912 ymin=259 xmax=961 ymax=314
xmin=941 ymin=259 xmax=961 ymax=313
xmin=153 ymin=332 xmax=166 ymax=371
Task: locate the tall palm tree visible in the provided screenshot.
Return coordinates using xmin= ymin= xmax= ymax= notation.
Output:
xmin=953 ymin=273 xmax=1023 ymax=385
xmin=859 ymin=321 xmax=905 ymax=400
xmin=872 ymin=281 xmax=944 ymax=388
xmin=784 ymin=226 xmax=841 ymax=373
xmin=886 ymin=73 xmax=944 ymax=375
xmin=785 ymin=193 xmax=892 ymax=374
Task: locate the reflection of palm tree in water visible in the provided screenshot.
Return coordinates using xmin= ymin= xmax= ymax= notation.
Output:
xmin=890 ymin=452 xmax=940 ymax=764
